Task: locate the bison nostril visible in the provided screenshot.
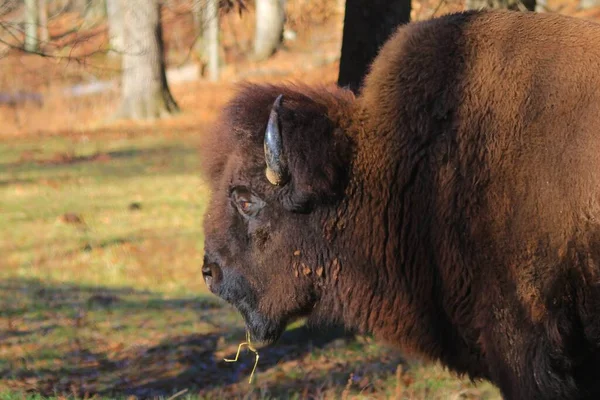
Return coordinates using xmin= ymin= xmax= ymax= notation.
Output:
xmin=202 ymin=260 xmax=222 ymax=293
xmin=202 ymin=255 xmax=223 ymax=293
xmin=202 ymin=265 xmax=214 ymax=290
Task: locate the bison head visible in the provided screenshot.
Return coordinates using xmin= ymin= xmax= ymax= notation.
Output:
xmin=200 ymin=83 xmax=355 ymax=344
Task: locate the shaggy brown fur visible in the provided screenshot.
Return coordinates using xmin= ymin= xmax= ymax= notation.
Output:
xmin=200 ymin=9 xmax=600 ymax=399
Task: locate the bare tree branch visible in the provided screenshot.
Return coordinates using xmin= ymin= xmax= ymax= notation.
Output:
xmin=0 ymin=3 xmax=110 ymax=58
xmin=0 ymin=0 xmax=19 ymax=17
xmin=0 ymin=0 xmax=250 ymax=73
xmin=430 ymin=0 xmax=447 ymax=17
xmin=175 ymin=0 xmax=250 ymax=68
xmin=0 ymin=17 xmax=112 ymax=67
xmin=219 ymin=0 xmax=249 ymax=15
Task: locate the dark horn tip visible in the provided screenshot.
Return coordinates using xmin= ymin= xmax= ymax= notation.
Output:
xmin=274 ymin=94 xmax=283 ymax=108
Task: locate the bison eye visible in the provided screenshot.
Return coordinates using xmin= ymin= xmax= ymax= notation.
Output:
xmin=231 ymin=187 xmax=266 ymax=218
xmin=239 ymin=200 xmax=252 ymax=212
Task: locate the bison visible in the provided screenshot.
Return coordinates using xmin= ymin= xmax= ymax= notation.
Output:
xmin=200 ymin=9 xmax=600 ymax=399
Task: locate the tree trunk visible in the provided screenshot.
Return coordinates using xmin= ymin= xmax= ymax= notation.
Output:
xmin=87 ymin=0 xmax=106 ymax=18
xmin=24 ymin=0 xmax=39 ymax=53
xmin=465 ymin=0 xmax=535 ymax=11
xmin=338 ymin=0 xmax=411 ymax=94
xmin=535 ymin=0 xmax=547 ymax=12
xmin=192 ymin=0 xmax=203 ymax=30
xmin=253 ymin=0 xmax=285 ymax=61
xmin=465 ymin=0 xmax=486 ymax=8
xmin=580 ymin=0 xmax=600 ymax=9
xmin=38 ymin=0 xmax=48 ymax=45
xmin=192 ymin=0 xmax=205 ymax=67
xmin=204 ymin=0 xmax=220 ymax=81
xmin=114 ymin=0 xmax=179 ymax=120
xmin=106 ymin=0 xmax=124 ymax=55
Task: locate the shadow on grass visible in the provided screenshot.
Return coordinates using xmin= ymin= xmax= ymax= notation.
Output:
xmin=0 ymin=278 xmax=220 ymax=393
xmin=117 ymin=324 xmax=361 ymax=399
xmin=0 ymin=278 xmax=385 ymax=399
xmin=1 ymin=144 xmax=200 ymax=184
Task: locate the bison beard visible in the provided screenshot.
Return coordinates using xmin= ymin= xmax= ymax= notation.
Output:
xmin=200 ymin=9 xmax=600 ymax=400
xmin=219 ymin=269 xmax=285 ymax=343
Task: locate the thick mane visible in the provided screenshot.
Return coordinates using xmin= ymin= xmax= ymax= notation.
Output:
xmin=199 ymin=82 xmax=355 ymax=189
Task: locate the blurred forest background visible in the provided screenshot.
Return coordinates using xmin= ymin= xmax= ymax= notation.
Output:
xmin=1 ymin=0 xmax=600 ymax=399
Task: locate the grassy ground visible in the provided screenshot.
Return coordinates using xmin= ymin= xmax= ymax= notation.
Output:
xmin=0 ymin=126 xmax=502 ymax=399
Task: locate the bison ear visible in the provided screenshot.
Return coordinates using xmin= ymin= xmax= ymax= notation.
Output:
xmin=263 ymin=94 xmax=352 ymax=213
